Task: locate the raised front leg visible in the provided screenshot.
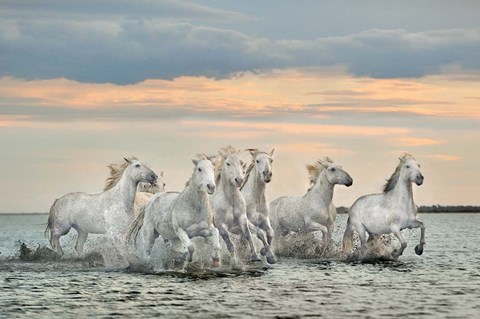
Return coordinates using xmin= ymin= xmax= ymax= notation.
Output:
xmin=411 ymin=220 xmax=426 ymax=255
xmin=305 ymin=219 xmax=330 ymax=252
xmin=187 ymin=223 xmax=221 ymax=268
xmin=175 ymin=227 xmax=195 ymax=263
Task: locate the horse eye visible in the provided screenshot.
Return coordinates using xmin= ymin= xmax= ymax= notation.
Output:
xmin=226 ymin=162 xmax=230 ymax=166
xmin=406 ymin=165 xmax=410 ymax=169
xmin=163 ymin=183 xmax=166 ymax=187
xmin=135 ymin=164 xmax=140 ymax=168
xmin=330 ymin=168 xmax=336 ymax=172
xmin=198 ymin=168 xmax=202 ymax=172
xmin=256 ymin=160 xmax=260 ymax=163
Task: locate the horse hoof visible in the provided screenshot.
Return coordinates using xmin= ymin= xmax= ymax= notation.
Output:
xmin=266 ymin=255 xmax=277 ymax=264
xmin=414 ymin=245 xmax=424 ymax=256
xmin=212 ymin=257 xmax=221 ymax=268
xmin=260 ymin=247 xmax=267 ymax=256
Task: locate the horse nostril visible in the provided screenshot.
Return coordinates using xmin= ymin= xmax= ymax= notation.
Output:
xmin=207 ymin=184 xmax=215 ymax=191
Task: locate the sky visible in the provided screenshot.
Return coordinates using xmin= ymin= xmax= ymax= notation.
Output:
xmin=1 ymin=0 xmax=479 ymax=212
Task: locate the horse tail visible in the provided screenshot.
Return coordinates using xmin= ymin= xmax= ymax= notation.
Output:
xmin=45 ymin=199 xmax=58 ymax=245
xmin=125 ymin=205 xmax=146 ymax=243
xmin=342 ymin=215 xmax=354 ymax=253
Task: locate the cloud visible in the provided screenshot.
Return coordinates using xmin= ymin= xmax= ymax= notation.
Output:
xmin=1 ymin=1 xmax=479 ymax=85
xmin=427 ymin=154 xmax=462 ymax=161
xmin=394 ymin=137 xmax=443 ymax=147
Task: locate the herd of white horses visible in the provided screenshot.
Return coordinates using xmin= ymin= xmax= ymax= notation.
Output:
xmin=45 ymin=146 xmax=426 ymax=270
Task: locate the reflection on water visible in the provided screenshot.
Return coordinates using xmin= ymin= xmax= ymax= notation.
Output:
xmin=1 ymin=213 xmax=479 ymax=318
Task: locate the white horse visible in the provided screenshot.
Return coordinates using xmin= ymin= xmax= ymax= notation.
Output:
xmin=240 ymin=148 xmax=277 ymax=264
xmin=343 ymin=153 xmax=425 ymax=259
xmin=127 ymin=155 xmax=222 ymax=268
xmin=210 ymin=146 xmax=261 ymax=267
xmin=46 ymin=157 xmax=158 ymax=256
xmin=270 ymin=157 xmax=353 ymax=254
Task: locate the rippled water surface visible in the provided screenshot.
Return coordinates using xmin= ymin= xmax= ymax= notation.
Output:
xmin=1 ymin=213 xmax=479 ymax=318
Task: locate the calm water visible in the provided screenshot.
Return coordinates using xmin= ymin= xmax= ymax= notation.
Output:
xmin=1 ymin=213 xmax=479 ymax=318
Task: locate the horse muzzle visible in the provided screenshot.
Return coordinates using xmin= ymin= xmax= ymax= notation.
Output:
xmin=206 ymin=183 xmax=216 ymax=194
xmin=149 ymin=174 xmax=158 ymax=184
xmin=345 ymin=178 xmax=353 ymax=187
xmin=234 ymin=177 xmax=243 ymax=188
xmin=415 ymin=174 xmax=424 ymax=186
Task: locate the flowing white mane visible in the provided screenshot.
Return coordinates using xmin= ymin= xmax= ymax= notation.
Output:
xmin=306 ymin=157 xmax=333 ymax=186
xmin=104 ymin=156 xmax=139 ymax=191
xmin=383 ymin=153 xmax=416 ymax=194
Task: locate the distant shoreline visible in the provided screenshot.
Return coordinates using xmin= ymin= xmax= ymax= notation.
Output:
xmin=1 ymin=205 xmax=480 ymax=215
xmin=336 ymin=206 xmax=480 ymax=214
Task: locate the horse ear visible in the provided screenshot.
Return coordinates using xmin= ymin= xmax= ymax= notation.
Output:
xmin=246 ymin=148 xmax=258 ymax=157
xmin=160 ymin=171 xmax=164 ymax=177
xmin=192 ymin=159 xmax=199 ymax=166
xmin=270 ymin=148 xmax=275 ymax=157
xmin=124 ymin=157 xmax=132 ymax=164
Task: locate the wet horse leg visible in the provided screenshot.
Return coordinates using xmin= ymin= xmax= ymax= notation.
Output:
xmin=219 ymin=225 xmax=241 ymax=269
xmin=238 ymin=216 xmax=260 ymax=262
xmin=305 ymin=220 xmax=330 ymax=254
xmin=391 ymin=226 xmax=407 ymax=258
xmin=249 ymin=222 xmax=276 ymax=264
xmin=187 ymin=223 xmax=222 ymax=267
xmin=175 ymin=228 xmax=196 ymax=262
xmin=411 ymin=220 xmax=426 ymax=255
xmin=75 ymin=229 xmax=88 ymax=257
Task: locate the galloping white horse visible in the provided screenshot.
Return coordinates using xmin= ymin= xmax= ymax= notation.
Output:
xmin=210 ymin=146 xmax=260 ymax=267
xmin=240 ymin=148 xmax=277 ymax=264
xmin=343 ymin=153 xmax=425 ymax=259
xmin=46 ymin=157 xmax=158 ymax=256
xmin=270 ymin=157 xmax=353 ymax=253
xmin=127 ymin=155 xmax=222 ymax=268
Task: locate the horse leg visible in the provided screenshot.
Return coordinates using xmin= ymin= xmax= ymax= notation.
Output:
xmin=391 ymin=227 xmax=407 ymax=258
xmin=186 ymin=223 xmax=222 ymax=267
xmin=50 ymin=231 xmax=64 ymax=256
xmin=305 ymin=220 xmax=329 ymax=255
xmin=411 ymin=220 xmax=426 ymax=255
xmin=175 ymin=228 xmax=195 ymax=263
xmin=250 ymin=222 xmax=277 ymax=264
xmin=356 ymin=224 xmax=368 ymax=256
xmin=238 ymin=217 xmax=261 ymax=262
xmin=75 ymin=230 xmax=88 ymax=257
xmin=141 ymin=223 xmax=156 ymax=257
xmin=219 ymin=225 xmax=241 ymax=269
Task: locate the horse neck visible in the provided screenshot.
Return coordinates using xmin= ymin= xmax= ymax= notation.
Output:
xmin=245 ymin=168 xmax=266 ymax=202
xmin=218 ymin=174 xmax=242 ymax=201
xmin=390 ymin=174 xmax=415 ymax=207
xmin=183 ymin=183 xmax=211 ymax=214
xmin=306 ymin=171 xmax=334 ymax=205
xmin=106 ymin=169 xmax=138 ymax=212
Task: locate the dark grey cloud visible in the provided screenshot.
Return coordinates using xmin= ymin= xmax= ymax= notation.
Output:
xmin=1 ymin=1 xmax=479 ymax=84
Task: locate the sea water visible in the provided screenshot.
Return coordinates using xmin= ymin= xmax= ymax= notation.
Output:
xmin=1 ymin=213 xmax=479 ymax=318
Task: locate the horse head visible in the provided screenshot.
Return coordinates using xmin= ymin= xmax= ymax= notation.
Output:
xmin=400 ymin=154 xmax=424 ymax=186
xmin=219 ymin=147 xmax=244 ymax=188
xmin=248 ymin=148 xmax=274 ymax=183
xmin=192 ymin=155 xmax=216 ymax=195
xmin=123 ymin=157 xmax=158 ymax=185
xmin=319 ymin=157 xmax=353 ymax=187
